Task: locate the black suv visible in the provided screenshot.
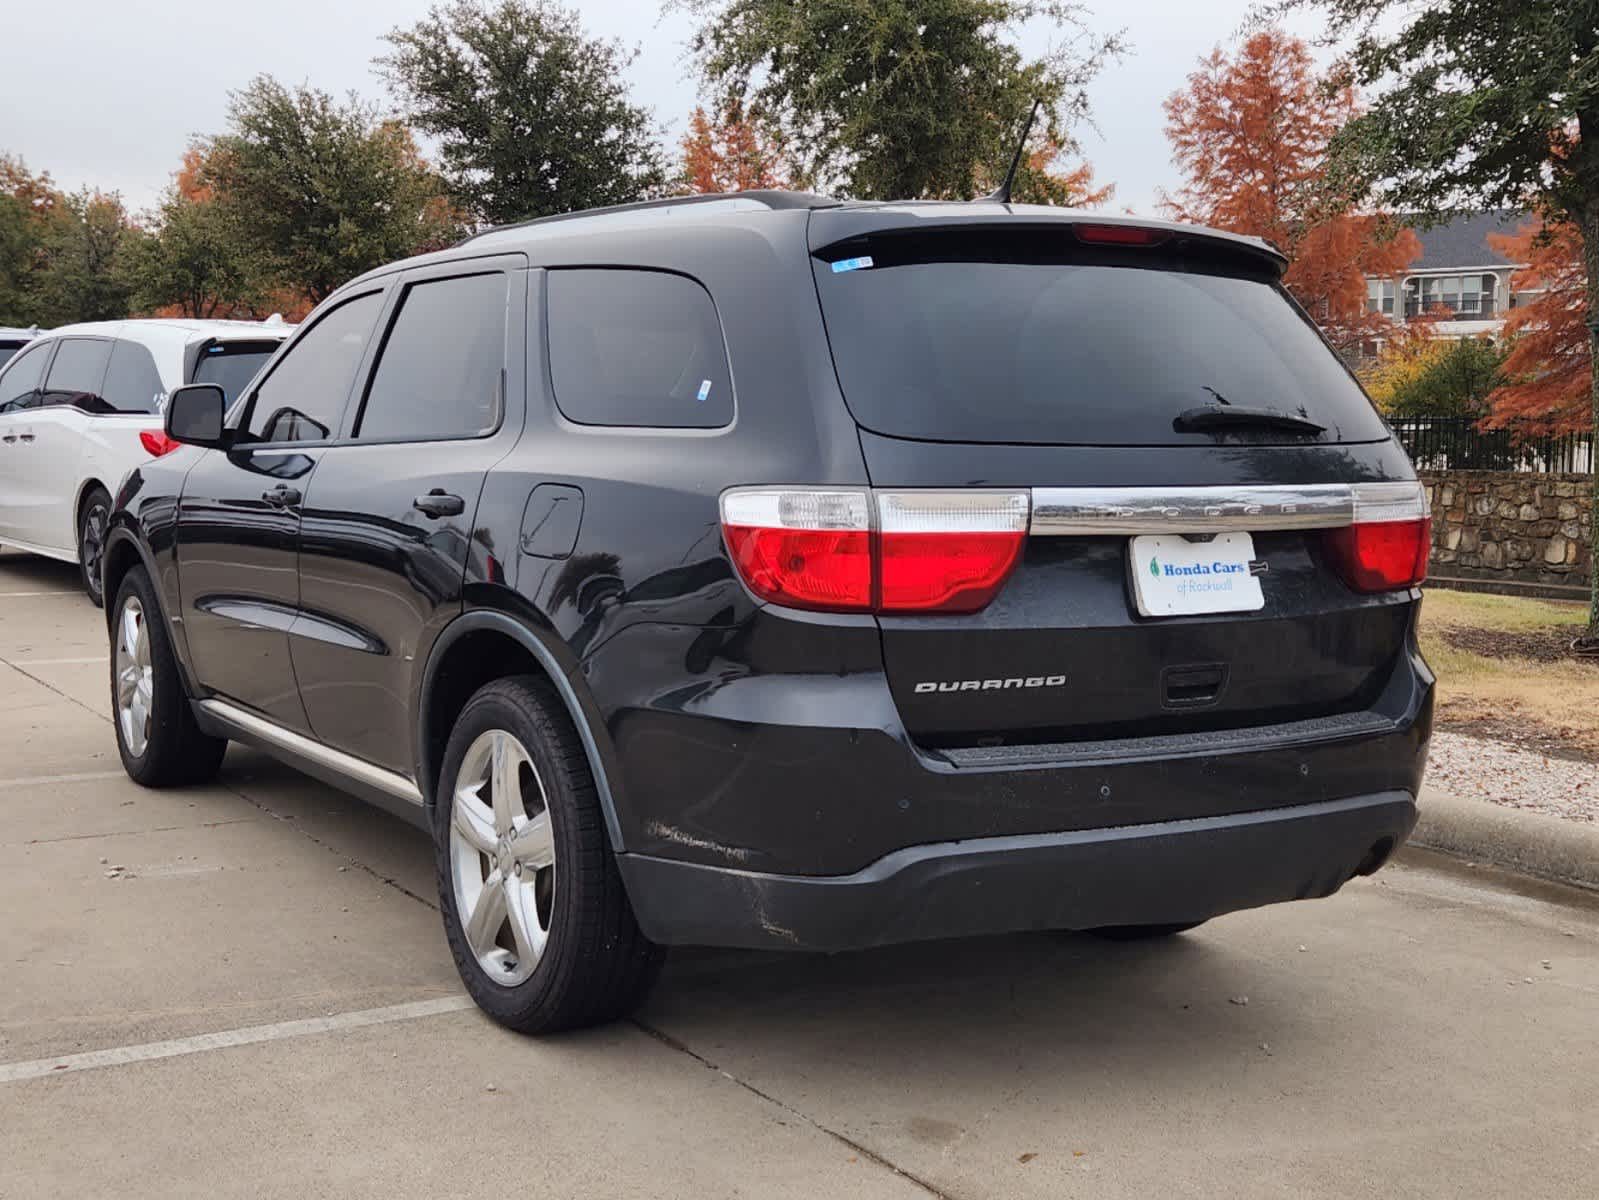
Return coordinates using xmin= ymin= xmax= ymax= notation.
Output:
xmin=103 ymin=193 xmax=1433 ymax=1033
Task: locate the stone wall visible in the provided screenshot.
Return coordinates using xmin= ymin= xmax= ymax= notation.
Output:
xmin=1422 ymin=470 xmax=1590 ymax=591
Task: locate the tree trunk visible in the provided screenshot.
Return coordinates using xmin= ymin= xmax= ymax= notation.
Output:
xmin=1579 ymin=112 xmax=1599 ymax=639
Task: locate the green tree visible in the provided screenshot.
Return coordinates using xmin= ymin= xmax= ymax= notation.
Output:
xmin=676 ymin=0 xmax=1123 ymax=200
xmin=200 ymin=77 xmax=459 ymax=303
xmin=379 ymin=0 xmax=669 ymax=225
xmin=121 ymin=189 xmax=269 ymax=319
xmin=1370 ymin=336 xmax=1507 ymax=420
xmin=29 ymin=189 xmax=141 ymax=325
xmin=0 ymin=156 xmax=60 ymax=326
xmin=1279 ymin=0 xmax=1599 ymax=633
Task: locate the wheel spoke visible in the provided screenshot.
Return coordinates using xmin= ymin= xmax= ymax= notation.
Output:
xmin=120 ymin=605 xmax=140 ymax=658
xmin=504 ymin=877 xmax=547 ymax=969
xmin=463 ymin=870 xmax=507 ymax=958
xmin=117 ymin=665 xmax=138 ymax=707
xmin=510 ymin=810 xmax=555 ymax=871
xmin=490 ymin=733 xmax=522 ymax=836
xmin=451 ymin=789 xmax=497 ymax=855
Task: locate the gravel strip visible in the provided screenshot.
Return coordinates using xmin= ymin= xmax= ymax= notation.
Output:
xmin=1427 ymin=731 xmax=1598 ymax=824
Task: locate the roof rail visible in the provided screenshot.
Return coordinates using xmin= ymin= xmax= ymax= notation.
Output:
xmin=455 ymin=190 xmax=838 ymax=246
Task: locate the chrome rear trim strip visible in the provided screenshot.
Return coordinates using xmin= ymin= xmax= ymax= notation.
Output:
xmin=198 ymin=699 xmax=424 ymax=807
xmin=1029 ymin=483 xmax=1357 ymax=536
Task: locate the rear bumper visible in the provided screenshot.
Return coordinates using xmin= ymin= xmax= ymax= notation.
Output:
xmin=618 ymin=790 xmax=1417 ymax=952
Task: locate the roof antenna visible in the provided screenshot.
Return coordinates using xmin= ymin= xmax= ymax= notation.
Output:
xmin=985 ymin=98 xmax=1042 ymax=205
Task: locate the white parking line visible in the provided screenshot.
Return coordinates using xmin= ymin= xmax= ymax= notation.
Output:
xmin=0 ymin=996 xmax=475 ymax=1084
xmin=0 ymin=590 xmax=82 ymax=598
xmin=7 ymin=656 xmax=109 ymax=666
xmin=0 ymin=770 xmax=133 ymax=789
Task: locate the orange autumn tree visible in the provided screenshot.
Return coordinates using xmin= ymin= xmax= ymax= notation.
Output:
xmin=1161 ymin=29 xmax=1418 ymax=353
xmin=681 ymin=102 xmax=787 ymax=193
xmin=1484 ymin=216 xmax=1592 ymax=435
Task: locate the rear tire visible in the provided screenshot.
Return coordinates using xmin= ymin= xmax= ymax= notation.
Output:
xmin=78 ymin=487 xmax=111 ymax=607
xmin=434 ymin=676 xmax=663 ymax=1034
xmin=1087 ymin=921 xmax=1206 ymax=941
xmin=110 ymin=566 xmax=227 ymax=787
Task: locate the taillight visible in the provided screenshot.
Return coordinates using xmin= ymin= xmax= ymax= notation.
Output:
xmin=720 ymin=490 xmax=873 ymax=612
xmin=1324 ymin=482 xmax=1431 ymax=592
xmin=720 ymin=489 xmax=1030 ymax=614
xmin=139 ymin=430 xmax=182 ymax=457
xmin=876 ymin=491 xmax=1029 ymax=612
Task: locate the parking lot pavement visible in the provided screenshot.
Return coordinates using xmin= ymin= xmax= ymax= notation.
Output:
xmin=2 ymin=548 xmax=1597 ymax=1199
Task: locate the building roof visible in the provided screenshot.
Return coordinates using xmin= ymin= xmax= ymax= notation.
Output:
xmin=1409 ymin=210 xmax=1529 ymax=272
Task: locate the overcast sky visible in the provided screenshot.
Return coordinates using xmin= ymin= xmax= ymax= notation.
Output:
xmin=0 ymin=0 xmax=1329 ymax=218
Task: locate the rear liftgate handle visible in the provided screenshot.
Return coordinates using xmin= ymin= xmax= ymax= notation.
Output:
xmin=413 ymin=489 xmax=465 ymax=519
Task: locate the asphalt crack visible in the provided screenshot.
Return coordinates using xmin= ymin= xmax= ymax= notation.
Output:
xmin=630 ymin=1018 xmax=956 ymax=1200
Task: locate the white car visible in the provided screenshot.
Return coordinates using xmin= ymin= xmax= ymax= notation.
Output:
xmin=0 ymin=318 xmax=291 ymax=603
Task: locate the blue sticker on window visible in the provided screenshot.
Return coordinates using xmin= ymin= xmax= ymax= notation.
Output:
xmin=696 ymin=379 xmax=712 ymax=402
xmin=831 ymin=256 xmax=875 ymax=274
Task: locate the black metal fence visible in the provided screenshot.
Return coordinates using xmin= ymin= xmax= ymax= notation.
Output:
xmin=1390 ymin=417 xmax=1593 ymax=473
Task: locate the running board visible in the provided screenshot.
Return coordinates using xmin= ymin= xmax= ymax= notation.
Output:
xmin=197 ymin=699 xmax=424 ymax=807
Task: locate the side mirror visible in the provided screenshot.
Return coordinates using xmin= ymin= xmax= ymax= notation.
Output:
xmin=165 ymin=384 xmax=227 ymax=448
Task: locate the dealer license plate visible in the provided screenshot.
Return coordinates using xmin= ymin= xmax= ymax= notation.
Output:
xmin=1130 ymin=532 xmax=1265 ymax=617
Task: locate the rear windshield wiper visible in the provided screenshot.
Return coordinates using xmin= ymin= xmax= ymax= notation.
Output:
xmin=1173 ymin=404 xmax=1326 ymax=435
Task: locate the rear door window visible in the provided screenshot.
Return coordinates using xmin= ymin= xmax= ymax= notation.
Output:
xmin=191 ymin=341 xmax=280 ymax=405
xmin=243 ymin=293 xmax=383 ymax=444
xmin=102 ymin=339 xmax=167 ymax=414
xmin=41 ymin=338 xmax=113 ymax=410
xmin=356 ymin=272 xmax=506 ymax=441
xmin=0 ymin=341 xmax=50 ymax=412
xmin=546 ymin=269 xmax=732 ymax=428
xmin=812 ymin=232 xmax=1390 ymax=445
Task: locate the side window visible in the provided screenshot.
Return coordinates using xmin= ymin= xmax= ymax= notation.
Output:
xmin=244 ymin=292 xmax=383 ymax=443
xmin=357 ymin=272 xmax=506 ymax=442
xmin=546 ymin=269 xmax=733 ymax=428
xmin=0 ymin=341 xmax=50 ymax=412
xmin=101 ymin=339 xmax=167 ymax=414
xmin=42 ymin=338 xmax=113 ymax=410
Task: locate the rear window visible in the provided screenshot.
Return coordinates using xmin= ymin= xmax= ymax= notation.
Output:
xmin=546 ymin=269 xmax=733 ymax=428
xmin=191 ymin=341 xmax=280 ymax=405
xmin=812 ymin=234 xmax=1389 ymax=446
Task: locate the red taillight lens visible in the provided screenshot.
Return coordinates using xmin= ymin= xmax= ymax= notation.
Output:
xmin=721 ymin=490 xmax=873 ymax=611
xmin=1324 ymin=483 xmax=1432 ymax=592
xmin=875 ymin=491 xmax=1029 ymax=613
xmin=720 ymin=489 xmax=1029 ymax=614
xmin=1326 ymin=519 xmax=1431 ymax=592
xmin=139 ymin=430 xmax=182 ymax=457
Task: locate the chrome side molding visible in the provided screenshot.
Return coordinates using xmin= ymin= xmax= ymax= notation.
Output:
xmin=198 ymin=698 xmax=424 ymax=807
xmin=1028 ymin=482 xmax=1424 ymax=536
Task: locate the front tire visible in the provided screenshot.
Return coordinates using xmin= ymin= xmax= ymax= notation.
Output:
xmin=111 ymin=566 xmax=227 ymax=786
xmin=78 ymin=487 xmax=111 ymax=607
xmin=435 ymin=676 xmax=663 ymax=1034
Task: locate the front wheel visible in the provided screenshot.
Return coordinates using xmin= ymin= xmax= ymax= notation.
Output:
xmin=434 ymin=677 xmax=662 ymax=1034
xmin=110 ymin=566 xmax=227 ymax=786
xmin=78 ymin=487 xmax=111 ymax=606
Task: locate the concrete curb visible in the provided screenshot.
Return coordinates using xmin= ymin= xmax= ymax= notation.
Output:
xmin=1412 ymin=785 xmax=1599 ymax=892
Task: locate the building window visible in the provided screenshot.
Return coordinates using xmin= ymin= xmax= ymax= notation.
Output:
xmin=1366 ymin=278 xmax=1396 ymax=316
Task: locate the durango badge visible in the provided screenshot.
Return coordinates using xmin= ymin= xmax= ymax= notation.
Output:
xmin=914 ymin=675 xmax=1067 ymax=694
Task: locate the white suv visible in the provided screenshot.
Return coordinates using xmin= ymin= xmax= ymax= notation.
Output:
xmin=0 ymin=318 xmax=290 ymax=603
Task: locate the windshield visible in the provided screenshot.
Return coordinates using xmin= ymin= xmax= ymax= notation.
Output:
xmin=190 ymin=342 xmax=280 ymax=405
xmin=811 ymin=241 xmax=1388 ymax=446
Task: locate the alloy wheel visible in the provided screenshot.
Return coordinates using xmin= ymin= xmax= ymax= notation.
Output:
xmin=81 ymin=503 xmax=107 ymax=600
xmin=114 ymin=596 xmax=153 ymax=757
xmin=449 ymin=729 xmax=556 ymax=986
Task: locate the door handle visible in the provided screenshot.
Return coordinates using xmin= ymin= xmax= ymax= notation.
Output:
xmin=413 ymin=490 xmax=465 ymax=519
xmin=1 ymin=434 xmax=14 ymax=444
xmin=17 ymin=433 xmax=33 ymax=442
xmin=261 ymin=485 xmax=301 ymax=507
